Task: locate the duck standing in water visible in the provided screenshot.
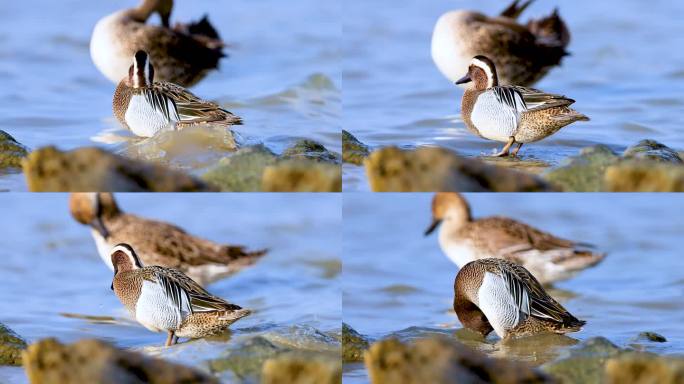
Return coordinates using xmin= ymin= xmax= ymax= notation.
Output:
xmin=432 ymin=0 xmax=570 ymax=86
xmin=454 ymin=258 xmax=585 ymax=339
xmin=110 ymin=243 xmax=251 ymax=346
xmin=112 ymin=51 xmax=242 ymax=137
xmin=91 ymin=0 xmax=226 ymax=87
xmin=456 ymin=56 xmax=589 ymax=157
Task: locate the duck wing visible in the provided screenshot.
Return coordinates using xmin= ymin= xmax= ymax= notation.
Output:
xmin=153 ymin=82 xmax=242 ymax=125
xmin=497 ymin=85 xmax=576 ymax=112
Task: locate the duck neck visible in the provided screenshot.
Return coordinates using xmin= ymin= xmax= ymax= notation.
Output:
xmin=127 ymin=0 xmax=159 ymax=23
xmin=454 ymin=278 xmax=493 ymax=336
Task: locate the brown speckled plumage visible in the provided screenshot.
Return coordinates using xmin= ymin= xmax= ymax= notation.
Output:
xmin=70 ymin=193 xmax=267 ymax=285
xmin=110 ymin=244 xmax=250 ymax=346
xmin=455 ymin=258 xmax=585 ymax=339
xmin=426 ymin=193 xmax=606 ymax=284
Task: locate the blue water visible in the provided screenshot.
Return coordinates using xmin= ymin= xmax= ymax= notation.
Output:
xmin=343 ymin=0 xmax=684 ymax=190
xmin=0 ymin=0 xmax=340 ymax=191
xmin=343 ymin=193 xmax=684 ymax=382
xmin=0 ymin=193 xmax=341 ymax=383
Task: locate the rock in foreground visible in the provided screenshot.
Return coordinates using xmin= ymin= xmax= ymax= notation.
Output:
xmin=365 ymin=146 xmax=555 ymax=192
xmin=0 ymin=130 xmax=29 ymax=170
xmin=605 ymin=355 xmax=684 ymax=384
xmin=364 ymin=337 xmax=552 ymax=384
xmin=261 ymin=352 xmax=342 ymax=384
xmin=23 ymin=338 xmax=217 ymax=384
xmin=342 ymin=130 xmax=370 ymax=165
xmin=0 ymin=323 xmax=27 ymax=366
xmin=23 ymin=146 xmax=215 ymax=192
xmin=342 ymin=323 xmax=370 ymax=362
xmin=262 ymin=161 xmax=341 ymax=192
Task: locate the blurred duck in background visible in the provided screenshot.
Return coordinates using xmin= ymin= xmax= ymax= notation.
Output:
xmin=431 ymin=0 xmax=570 ymax=86
xmin=91 ymin=0 xmax=227 ymax=87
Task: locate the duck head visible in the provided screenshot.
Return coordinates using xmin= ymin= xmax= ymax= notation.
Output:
xmin=69 ymin=193 xmax=120 ymax=239
xmin=128 ymin=50 xmax=155 ymax=88
xmin=110 ymin=243 xmax=144 ymax=290
xmin=455 ymin=55 xmax=499 ymax=90
xmin=132 ymin=0 xmax=174 ymax=27
xmin=424 ymin=193 xmax=472 ymax=236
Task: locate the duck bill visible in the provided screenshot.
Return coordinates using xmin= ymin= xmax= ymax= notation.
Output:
xmin=91 ymin=217 xmax=110 ymax=239
xmin=455 ymin=74 xmax=472 ymax=85
xmin=424 ymin=219 xmax=442 ymax=236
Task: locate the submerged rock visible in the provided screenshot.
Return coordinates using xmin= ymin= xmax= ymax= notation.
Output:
xmin=203 ymin=144 xmax=341 ymax=192
xmin=342 ymin=323 xmax=370 ymax=362
xmin=605 ymin=355 xmax=684 ymax=384
xmin=0 ymin=323 xmax=27 ymax=366
xmin=542 ymin=337 xmax=633 ymax=384
xmin=282 ymin=139 xmax=341 ymax=163
xmin=605 ymin=161 xmax=684 ymax=192
xmin=364 ymin=146 xmax=555 ymax=192
xmin=0 ymin=130 xmax=29 ymax=170
xmin=342 ymin=130 xmax=370 ymax=165
xmin=364 ymin=336 xmax=552 ymax=384
xmin=23 ymin=338 xmax=216 ymax=384
xmin=208 ymin=336 xmax=286 ymax=380
xmin=543 ymin=145 xmax=620 ymax=192
xmin=262 ymin=161 xmax=341 ymax=192
xmin=635 ymin=332 xmax=667 ymax=343
xmin=23 ymin=146 xmax=216 ymax=192
xmin=261 ymin=351 xmax=342 ymax=384
xmin=622 ymin=140 xmax=683 ymax=164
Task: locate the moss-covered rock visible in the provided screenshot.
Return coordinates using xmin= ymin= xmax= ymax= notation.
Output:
xmin=605 ymin=161 xmax=684 ymax=192
xmin=622 ymin=140 xmax=683 ymax=164
xmin=203 ymin=144 xmax=341 ymax=192
xmin=23 ymin=338 xmax=216 ymax=384
xmin=208 ymin=336 xmax=286 ymax=380
xmin=262 ymin=161 xmax=341 ymax=192
xmin=0 ymin=130 xmax=29 ymax=169
xmin=605 ymin=355 xmax=684 ymax=384
xmin=202 ymin=145 xmax=278 ymax=191
xmin=22 ymin=146 xmax=216 ymax=192
xmin=364 ymin=146 xmax=555 ymax=192
xmin=261 ymin=351 xmax=342 ymax=384
xmin=342 ymin=130 xmax=370 ymax=165
xmin=0 ymin=323 xmax=27 ymax=366
xmin=342 ymin=323 xmax=370 ymax=362
xmin=282 ymin=139 xmax=341 ymax=163
xmin=542 ymin=337 xmax=633 ymax=384
xmin=543 ymin=145 xmax=620 ymax=191
xmin=365 ymin=337 xmax=552 ymax=384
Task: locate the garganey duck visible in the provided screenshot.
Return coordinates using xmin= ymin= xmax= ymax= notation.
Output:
xmin=432 ymin=0 xmax=570 ymax=86
xmin=70 ymin=193 xmax=267 ymax=286
xmin=425 ymin=193 xmax=605 ymax=285
xmin=90 ymin=0 xmax=225 ymax=87
xmin=455 ymin=258 xmax=585 ymax=339
xmin=456 ymin=55 xmax=589 ymax=157
xmin=110 ymin=244 xmax=250 ymax=346
xmin=112 ymin=50 xmax=242 ymax=137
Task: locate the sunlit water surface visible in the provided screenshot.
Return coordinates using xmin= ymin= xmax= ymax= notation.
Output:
xmin=0 ymin=0 xmax=340 ymax=191
xmin=0 ymin=194 xmax=341 ymax=383
xmin=343 ymin=193 xmax=684 ymax=382
xmin=343 ymin=0 xmax=684 ymax=190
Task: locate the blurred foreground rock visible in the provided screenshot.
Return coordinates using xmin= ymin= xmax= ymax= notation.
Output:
xmin=0 ymin=323 xmax=27 ymax=366
xmin=261 ymin=352 xmax=341 ymax=384
xmin=203 ymin=141 xmax=341 ymax=192
xmin=342 ymin=323 xmax=370 ymax=362
xmin=364 ymin=146 xmax=555 ymax=192
xmin=0 ymin=130 xmax=29 ymax=169
xmin=342 ymin=130 xmax=370 ymax=165
xmin=23 ymin=338 xmax=217 ymax=384
xmin=545 ymin=140 xmax=684 ymax=191
xmin=605 ymin=355 xmax=684 ymax=384
xmin=364 ymin=336 xmax=552 ymax=384
xmin=23 ymin=146 xmax=215 ymax=192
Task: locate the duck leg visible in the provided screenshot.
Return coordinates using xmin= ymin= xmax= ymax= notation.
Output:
xmin=492 ymin=136 xmax=515 ymax=157
xmin=165 ymin=331 xmax=176 ymax=347
xmin=511 ymin=143 xmax=524 ymax=157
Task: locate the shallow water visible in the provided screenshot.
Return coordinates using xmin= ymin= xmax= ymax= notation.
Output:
xmin=343 ymin=193 xmax=684 ymax=382
xmin=343 ymin=0 xmax=684 ymax=191
xmin=0 ymin=194 xmax=341 ymax=383
xmin=0 ymin=0 xmax=340 ymax=191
